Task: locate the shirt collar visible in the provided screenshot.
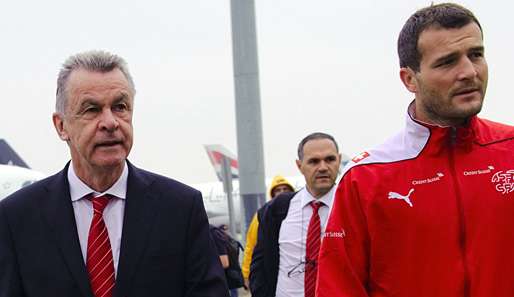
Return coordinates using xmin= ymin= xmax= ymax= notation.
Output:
xmin=299 ymin=185 xmax=336 ymax=209
xmin=68 ymin=161 xmax=128 ymax=201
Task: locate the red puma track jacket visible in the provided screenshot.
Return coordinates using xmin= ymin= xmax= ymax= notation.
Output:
xmin=318 ymin=106 xmax=514 ymax=297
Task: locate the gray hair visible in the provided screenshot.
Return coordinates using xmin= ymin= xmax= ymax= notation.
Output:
xmin=297 ymin=132 xmax=339 ymax=160
xmin=55 ymin=50 xmax=136 ymax=114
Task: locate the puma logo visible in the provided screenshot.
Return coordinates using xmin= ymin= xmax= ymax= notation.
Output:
xmin=388 ymin=188 xmax=415 ymax=207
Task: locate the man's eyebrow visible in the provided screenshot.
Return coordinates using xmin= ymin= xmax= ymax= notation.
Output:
xmin=432 ymin=45 xmax=485 ymax=67
xmin=113 ymin=92 xmax=131 ymax=103
xmin=117 ymin=92 xmax=130 ymax=100
xmin=469 ymin=45 xmax=485 ymax=53
xmin=432 ymin=52 xmax=459 ymax=66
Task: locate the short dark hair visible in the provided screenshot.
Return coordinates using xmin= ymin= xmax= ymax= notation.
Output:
xmin=397 ymin=3 xmax=482 ymax=72
xmin=297 ymin=132 xmax=339 ymax=160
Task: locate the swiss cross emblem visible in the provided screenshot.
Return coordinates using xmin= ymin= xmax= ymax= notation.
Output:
xmin=352 ymin=151 xmax=370 ymax=163
xmin=491 ymin=170 xmax=514 ymax=194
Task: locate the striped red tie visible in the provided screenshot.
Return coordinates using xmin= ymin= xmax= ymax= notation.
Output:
xmin=305 ymin=201 xmax=322 ymax=297
xmin=87 ymin=195 xmax=115 ymax=297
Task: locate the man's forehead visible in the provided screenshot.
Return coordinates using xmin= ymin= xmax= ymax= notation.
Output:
xmin=418 ymin=23 xmax=483 ymax=58
xmin=67 ymin=69 xmax=132 ymax=96
xmin=303 ymin=139 xmax=338 ymax=156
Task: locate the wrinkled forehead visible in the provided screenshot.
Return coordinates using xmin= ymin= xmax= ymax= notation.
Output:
xmin=63 ymin=68 xmax=133 ymax=113
xmin=68 ymin=68 xmax=132 ymax=95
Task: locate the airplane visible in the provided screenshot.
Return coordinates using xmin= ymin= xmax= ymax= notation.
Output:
xmin=0 ymin=139 xmax=46 ymax=200
xmin=198 ymin=145 xmax=350 ymax=234
xmin=0 ymin=164 xmax=46 ymax=199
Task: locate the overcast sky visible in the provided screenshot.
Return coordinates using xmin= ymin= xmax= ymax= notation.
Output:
xmin=1 ymin=1 xmax=513 ymax=184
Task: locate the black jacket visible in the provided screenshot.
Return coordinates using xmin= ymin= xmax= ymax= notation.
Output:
xmin=0 ymin=162 xmax=229 ymax=297
xmin=249 ymin=191 xmax=296 ymax=297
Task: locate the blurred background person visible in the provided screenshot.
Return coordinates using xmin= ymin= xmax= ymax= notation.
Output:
xmin=242 ymin=175 xmax=295 ymax=289
xmin=212 ymin=224 xmax=245 ymax=297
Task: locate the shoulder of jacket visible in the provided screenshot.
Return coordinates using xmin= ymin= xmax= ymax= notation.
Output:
xmin=257 ymin=191 xmax=295 ymax=221
xmin=475 ymin=117 xmax=514 ymax=146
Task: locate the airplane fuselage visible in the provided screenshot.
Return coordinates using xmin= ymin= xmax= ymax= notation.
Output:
xmin=0 ymin=164 xmax=45 ymax=201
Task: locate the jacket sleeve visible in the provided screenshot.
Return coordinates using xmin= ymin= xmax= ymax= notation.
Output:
xmin=249 ymin=206 xmax=268 ymax=297
xmin=241 ymin=213 xmax=259 ymax=280
xmin=184 ymin=192 xmax=230 ymax=297
xmin=0 ymin=204 xmax=25 ymax=297
xmin=316 ymin=171 xmax=370 ymax=297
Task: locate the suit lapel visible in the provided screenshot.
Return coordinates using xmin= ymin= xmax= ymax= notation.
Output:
xmin=40 ymin=165 xmax=93 ymax=297
xmin=114 ymin=163 xmax=160 ymax=297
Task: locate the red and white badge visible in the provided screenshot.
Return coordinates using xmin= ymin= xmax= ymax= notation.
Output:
xmin=352 ymin=151 xmax=370 ymax=163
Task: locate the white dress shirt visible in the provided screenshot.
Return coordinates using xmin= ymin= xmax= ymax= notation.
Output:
xmin=68 ymin=161 xmax=127 ymax=277
xmin=275 ymin=186 xmax=336 ymax=297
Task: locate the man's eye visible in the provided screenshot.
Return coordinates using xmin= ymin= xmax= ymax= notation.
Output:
xmin=113 ymin=103 xmax=128 ymax=112
xmin=470 ymin=51 xmax=483 ymax=59
xmin=326 ymin=157 xmax=336 ymax=162
xmin=436 ymin=59 xmax=454 ymax=67
xmin=84 ymin=106 xmax=99 ymax=113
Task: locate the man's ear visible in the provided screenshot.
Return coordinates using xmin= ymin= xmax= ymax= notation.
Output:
xmin=295 ymin=159 xmax=302 ymax=172
xmin=52 ymin=113 xmax=69 ymax=141
xmin=399 ymin=67 xmax=418 ymax=93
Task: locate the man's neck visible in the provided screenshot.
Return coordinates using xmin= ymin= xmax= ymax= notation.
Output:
xmin=413 ymin=101 xmax=468 ymax=127
xmin=73 ymin=163 xmax=124 ymax=193
xmin=306 ymin=186 xmax=331 ymax=199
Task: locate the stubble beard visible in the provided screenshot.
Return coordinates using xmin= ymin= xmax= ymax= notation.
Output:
xmin=419 ymin=84 xmax=484 ymax=127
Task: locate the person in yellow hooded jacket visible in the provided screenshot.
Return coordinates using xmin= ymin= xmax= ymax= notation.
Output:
xmin=241 ymin=175 xmax=295 ymax=289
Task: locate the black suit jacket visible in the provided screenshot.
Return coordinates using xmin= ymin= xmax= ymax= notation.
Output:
xmin=250 ymin=191 xmax=296 ymax=297
xmin=0 ymin=161 xmax=229 ymax=297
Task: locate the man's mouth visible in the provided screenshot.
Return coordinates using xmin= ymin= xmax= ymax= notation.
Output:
xmin=95 ymin=140 xmax=122 ymax=148
xmin=453 ymin=87 xmax=480 ymax=97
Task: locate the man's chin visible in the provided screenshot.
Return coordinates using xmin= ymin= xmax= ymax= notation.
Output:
xmin=455 ymin=103 xmax=483 ymax=119
xmin=453 ymin=95 xmax=483 ymax=114
xmin=91 ymin=156 xmax=127 ymax=169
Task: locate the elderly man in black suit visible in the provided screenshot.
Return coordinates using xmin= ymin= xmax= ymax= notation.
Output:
xmin=0 ymin=50 xmax=229 ymax=297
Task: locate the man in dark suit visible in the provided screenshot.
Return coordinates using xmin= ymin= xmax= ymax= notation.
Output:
xmin=250 ymin=132 xmax=341 ymax=297
xmin=0 ymin=50 xmax=229 ymax=297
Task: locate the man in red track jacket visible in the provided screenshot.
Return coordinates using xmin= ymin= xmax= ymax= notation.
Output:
xmin=317 ymin=3 xmax=514 ymax=297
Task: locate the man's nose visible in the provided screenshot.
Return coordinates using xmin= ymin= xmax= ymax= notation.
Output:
xmin=99 ymin=108 xmax=119 ymax=131
xmin=456 ymin=57 xmax=478 ymax=81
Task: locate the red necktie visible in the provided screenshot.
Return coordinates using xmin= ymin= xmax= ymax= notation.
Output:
xmin=87 ymin=195 xmax=115 ymax=297
xmin=305 ymin=201 xmax=322 ymax=297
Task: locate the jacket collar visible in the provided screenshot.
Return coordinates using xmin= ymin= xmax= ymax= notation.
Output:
xmin=405 ymin=100 xmax=477 ymax=155
xmin=114 ymin=161 xmax=160 ymax=297
xmin=41 ymin=162 xmax=94 ymax=297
